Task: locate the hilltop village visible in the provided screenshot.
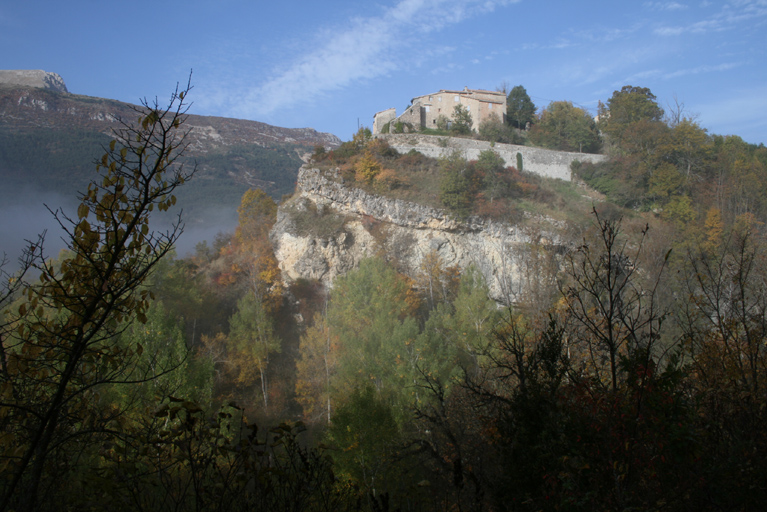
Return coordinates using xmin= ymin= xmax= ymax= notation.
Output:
xmin=374 ymin=87 xmax=507 ymax=134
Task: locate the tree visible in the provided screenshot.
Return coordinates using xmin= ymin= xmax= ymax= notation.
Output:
xmin=648 ymin=162 xmax=685 ymax=200
xmin=478 ymin=115 xmax=521 ymax=144
xmin=327 ymin=257 xmax=419 ymax=407
xmin=220 ymin=189 xmax=284 ymax=414
xmin=506 ymin=85 xmax=536 ymax=129
xmin=436 ymin=114 xmax=450 ymax=131
xmin=228 ymin=291 xmax=281 ymax=412
xmin=232 ymin=189 xmax=282 ymax=313
xmin=602 ymin=85 xmax=664 ymax=144
xmin=235 ymin=188 xmax=278 ymax=245
xmin=352 ymin=126 xmax=372 ymax=148
xmin=664 ymin=118 xmax=711 ymax=179
xmin=295 ymin=312 xmax=338 ymax=424
xmin=559 ymin=210 xmax=667 ymax=392
xmin=354 ymin=150 xmax=382 ymax=184
xmin=676 ymin=217 xmax=767 ymax=508
xmin=112 ymin=299 xmax=213 ymax=408
xmin=439 ymin=150 xmax=474 ymax=217
xmin=0 ymin=81 xmax=193 ymax=511
xmin=413 ymin=249 xmax=460 ymax=312
xmin=450 ymin=266 xmax=500 ymax=366
xmin=451 ymin=104 xmax=473 ymax=135
xmin=475 ymin=149 xmax=507 ymax=204
xmin=325 ymin=385 xmax=400 ymax=497
xmin=529 ymin=101 xmax=601 ymax=153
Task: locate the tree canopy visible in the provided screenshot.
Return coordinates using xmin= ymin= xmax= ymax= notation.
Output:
xmin=450 ymin=104 xmax=473 ymax=135
xmin=506 ymin=85 xmax=536 ymax=129
xmin=529 ymin=101 xmax=601 ymax=153
xmin=601 ymin=85 xmax=664 ymax=143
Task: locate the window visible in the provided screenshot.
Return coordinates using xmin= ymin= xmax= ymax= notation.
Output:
xmin=438 ymin=96 xmax=442 ymax=102
xmin=425 ymin=105 xmax=430 ymax=112
xmin=454 ymin=95 xmax=459 ymax=102
xmin=488 ymin=103 xmax=493 ymax=110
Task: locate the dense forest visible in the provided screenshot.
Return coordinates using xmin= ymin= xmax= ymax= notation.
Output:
xmin=1 ymin=82 xmax=767 ymax=512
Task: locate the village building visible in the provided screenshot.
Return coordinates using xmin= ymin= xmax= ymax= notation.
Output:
xmin=373 ymin=87 xmax=506 ymax=134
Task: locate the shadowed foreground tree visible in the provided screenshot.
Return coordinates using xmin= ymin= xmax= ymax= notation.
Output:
xmin=559 ymin=209 xmax=668 ymax=392
xmin=0 ymin=81 xmax=194 ymax=512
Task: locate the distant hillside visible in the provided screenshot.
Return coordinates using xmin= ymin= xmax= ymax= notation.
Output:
xmin=0 ymin=81 xmax=341 ymax=252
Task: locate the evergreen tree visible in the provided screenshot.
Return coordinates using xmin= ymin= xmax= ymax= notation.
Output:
xmin=506 ymin=85 xmax=536 ymax=129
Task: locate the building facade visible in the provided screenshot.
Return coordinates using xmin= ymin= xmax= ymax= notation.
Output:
xmin=373 ymin=87 xmax=506 ymax=134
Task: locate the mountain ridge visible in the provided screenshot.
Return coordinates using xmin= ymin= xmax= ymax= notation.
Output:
xmin=0 ymin=82 xmax=341 ymax=150
xmin=0 ymin=77 xmax=340 ymax=258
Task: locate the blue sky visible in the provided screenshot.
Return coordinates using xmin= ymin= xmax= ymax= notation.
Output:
xmin=2 ymin=0 xmax=765 ymax=144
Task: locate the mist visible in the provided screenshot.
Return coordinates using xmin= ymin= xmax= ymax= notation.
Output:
xmin=0 ymin=189 xmax=76 ymax=268
xmin=1 ymin=188 xmax=239 ymax=270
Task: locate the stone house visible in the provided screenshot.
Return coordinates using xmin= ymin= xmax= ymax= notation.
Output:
xmin=373 ymin=87 xmax=506 ymax=134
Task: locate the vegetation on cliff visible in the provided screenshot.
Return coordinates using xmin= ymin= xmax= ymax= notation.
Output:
xmin=309 ymin=127 xmax=597 ymax=226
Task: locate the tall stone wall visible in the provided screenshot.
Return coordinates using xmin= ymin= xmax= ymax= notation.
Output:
xmin=376 ymin=133 xmax=607 ymax=181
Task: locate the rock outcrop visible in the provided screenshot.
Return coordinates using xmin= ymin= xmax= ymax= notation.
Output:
xmin=271 ymin=166 xmax=567 ymax=304
xmin=0 ymin=70 xmax=68 ymax=93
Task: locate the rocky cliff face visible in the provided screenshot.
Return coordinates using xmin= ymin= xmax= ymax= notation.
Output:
xmin=271 ymin=166 xmax=567 ymax=304
xmin=0 ymin=70 xmax=68 ymax=93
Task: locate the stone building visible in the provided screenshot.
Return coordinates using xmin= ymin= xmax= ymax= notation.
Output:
xmin=373 ymin=87 xmax=506 ymax=134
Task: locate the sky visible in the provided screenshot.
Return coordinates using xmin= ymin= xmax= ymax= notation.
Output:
xmin=1 ymin=0 xmax=766 ymax=145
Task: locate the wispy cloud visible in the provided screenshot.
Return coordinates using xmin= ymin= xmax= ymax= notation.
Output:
xmin=663 ymin=61 xmax=742 ymax=79
xmin=619 ymin=69 xmax=663 ymax=84
xmin=654 ymin=0 xmax=767 ymax=35
xmin=225 ymin=0 xmax=519 ymax=118
xmin=617 ymin=61 xmax=741 ymax=84
xmin=644 ymin=2 xmax=689 ymax=11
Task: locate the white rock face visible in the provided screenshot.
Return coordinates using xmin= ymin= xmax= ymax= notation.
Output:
xmin=0 ymin=70 xmax=68 ymax=93
xmin=271 ymin=167 xmax=566 ymax=304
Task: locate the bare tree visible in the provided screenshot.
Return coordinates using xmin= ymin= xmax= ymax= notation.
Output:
xmin=558 ymin=209 xmax=669 ymax=391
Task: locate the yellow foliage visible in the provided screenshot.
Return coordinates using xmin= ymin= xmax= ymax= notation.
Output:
xmin=374 ymin=167 xmax=405 ymax=191
xmin=354 ymin=150 xmax=382 ymax=184
xmin=703 ymin=207 xmax=723 ymax=253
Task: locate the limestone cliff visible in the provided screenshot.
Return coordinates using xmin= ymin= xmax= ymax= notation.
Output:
xmin=0 ymin=70 xmax=68 ymax=93
xmin=271 ymin=166 xmax=568 ymax=304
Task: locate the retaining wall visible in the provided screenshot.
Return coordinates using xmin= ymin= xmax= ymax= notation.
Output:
xmin=376 ymin=133 xmax=607 ymax=181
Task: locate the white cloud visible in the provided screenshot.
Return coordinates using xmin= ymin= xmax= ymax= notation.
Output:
xmin=644 ymin=2 xmax=689 ymax=10
xmin=663 ymin=61 xmax=742 ymax=79
xmin=654 ymin=0 xmax=767 ymax=35
xmin=227 ymin=0 xmax=519 ymax=118
xmin=655 ymin=26 xmax=686 ymax=35
xmin=619 ymin=69 xmax=663 ymax=85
